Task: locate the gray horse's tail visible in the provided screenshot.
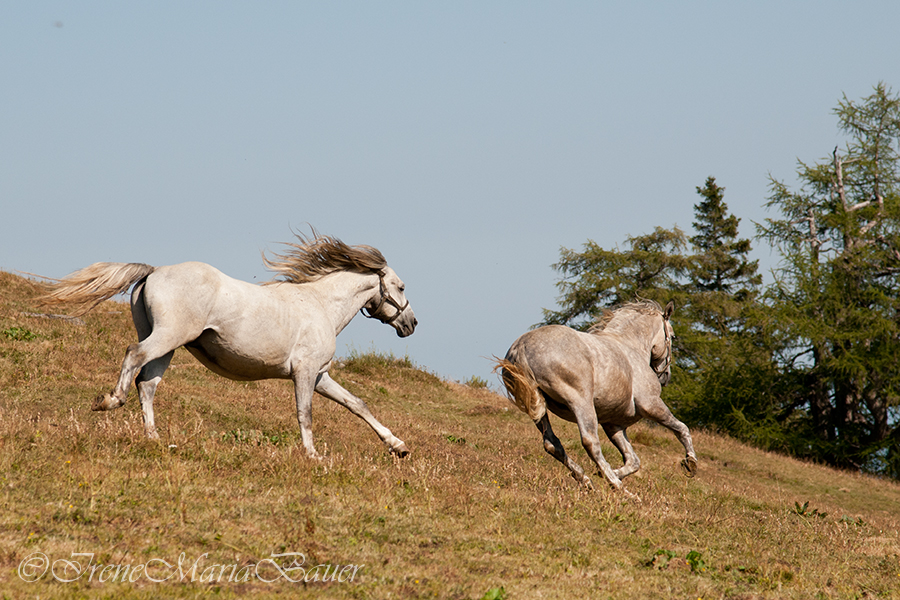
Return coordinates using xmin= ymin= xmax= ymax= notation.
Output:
xmin=41 ymin=262 xmax=156 ymax=316
xmin=492 ymin=355 xmax=547 ymax=422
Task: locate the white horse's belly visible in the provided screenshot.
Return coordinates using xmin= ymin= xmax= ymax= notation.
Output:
xmin=184 ymin=331 xmax=292 ymax=381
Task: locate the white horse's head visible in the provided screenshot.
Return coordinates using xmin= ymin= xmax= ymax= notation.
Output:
xmin=363 ymin=267 xmax=417 ymax=337
xmin=650 ymin=301 xmax=675 ymax=386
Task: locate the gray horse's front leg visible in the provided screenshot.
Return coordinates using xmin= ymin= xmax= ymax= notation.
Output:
xmin=640 ymin=398 xmax=698 ymax=476
xmin=602 ymin=424 xmax=641 ymax=479
xmin=293 ymin=373 xmax=323 ymax=460
xmin=659 ymin=414 xmax=698 ymax=476
xmin=314 ymin=372 xmax=409 ymax=457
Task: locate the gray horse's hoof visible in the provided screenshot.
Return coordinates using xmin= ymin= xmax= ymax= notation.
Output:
xmin=681 ymin=456 xmax=698 ymax=477
xmin=621 ymin=487 xmax=642 ymax=503
xmin=569 ymin=470 xmax=594 ymax=489
xmin=92 ymin=393 xmax=123 ymax=411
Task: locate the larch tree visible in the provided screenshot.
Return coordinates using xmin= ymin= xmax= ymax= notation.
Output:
xmin=759 ymin=83 xmax=900 ymax=474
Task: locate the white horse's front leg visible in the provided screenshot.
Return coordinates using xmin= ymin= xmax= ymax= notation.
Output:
xmin=314 ymin=372 xmax=410 ymax=457
xmin=292 ymin=373 xmax=323 ymax=460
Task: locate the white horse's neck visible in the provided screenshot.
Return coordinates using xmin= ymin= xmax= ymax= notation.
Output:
xmin=307 ymin=270 xmax=381 ymax=335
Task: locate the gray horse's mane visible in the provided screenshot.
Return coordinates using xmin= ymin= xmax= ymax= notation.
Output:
xmin=587 ymin=299 xmax=663 ymax=334
xmin=263 ymin=231 xmax=387 ymax=284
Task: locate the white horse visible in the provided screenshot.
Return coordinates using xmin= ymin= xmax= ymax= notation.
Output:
xmin=495 ymin=300 xmax=696 ymax=491
xmin=42 ymin=232 xmax=417 ymax=459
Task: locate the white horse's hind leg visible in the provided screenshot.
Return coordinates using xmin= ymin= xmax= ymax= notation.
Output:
xmin=135 ymin=352 xmax=174 ymax=440
xmin=128 ymin=284 xmax=172 ymax=439
xmin=93 ymin=327 xmax=196 ymax=414
xmin=314 ymin=372 xmax=409 ymax=457
xmin=602 ymin=424 xmax=641 ymax=479
xmin=93 ymin=341 xmax=151 ymax=411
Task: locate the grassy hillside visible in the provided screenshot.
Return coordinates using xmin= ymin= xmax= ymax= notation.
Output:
xmin=1 ymin=269 xmax=899 ymax=599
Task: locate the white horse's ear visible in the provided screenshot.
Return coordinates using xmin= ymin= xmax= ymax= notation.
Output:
xmin=664 ymin=300 xmax=675 ymax=320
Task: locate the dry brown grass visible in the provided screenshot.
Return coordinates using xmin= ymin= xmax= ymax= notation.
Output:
xmin=1 ymin=270 xmax=899 ymax=599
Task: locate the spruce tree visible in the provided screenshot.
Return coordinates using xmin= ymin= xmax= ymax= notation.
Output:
xmin=690 ymin=177 xmax=760 ymax=298
xmin=666 ymin=178 xmax=769 ymax=439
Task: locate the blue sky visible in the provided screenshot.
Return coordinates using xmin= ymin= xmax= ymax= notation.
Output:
xmin=2 ymin=2 xmax=898 ymax=385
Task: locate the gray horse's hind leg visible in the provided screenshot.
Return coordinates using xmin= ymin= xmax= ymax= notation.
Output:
xmin=602 ymin=424 xmax=641 ymax=479
xmin=535 ymin=414 xmax=593 ymax=489
xmin=314 ymin=372 xmax=409 ymax=457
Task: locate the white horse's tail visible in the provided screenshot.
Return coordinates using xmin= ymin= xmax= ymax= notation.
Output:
xmin=41 ymin=262 xmax=156 ymax=316
xmin=493 ymin=354 xmax=547 ymax=422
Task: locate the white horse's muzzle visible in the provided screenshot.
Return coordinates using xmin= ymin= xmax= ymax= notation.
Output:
xmin=393 ymin=307 xmax=417 ymax=338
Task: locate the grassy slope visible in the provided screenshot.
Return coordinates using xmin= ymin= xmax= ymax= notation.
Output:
xmin=0 ymin=269 xmax=899 ymax=600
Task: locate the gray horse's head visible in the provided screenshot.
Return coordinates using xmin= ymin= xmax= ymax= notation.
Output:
xmin=650 ymin=301 xmax=675 ymax=386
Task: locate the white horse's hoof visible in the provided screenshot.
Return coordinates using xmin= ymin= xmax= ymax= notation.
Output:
xmin=92 ymin=393 xmax=123 ymax=411
xmin=390 ymin=441 xmax=410 ymax=458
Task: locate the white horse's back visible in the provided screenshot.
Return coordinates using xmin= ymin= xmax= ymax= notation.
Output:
xmin=140 ymin=262 xmax=316 ymax=380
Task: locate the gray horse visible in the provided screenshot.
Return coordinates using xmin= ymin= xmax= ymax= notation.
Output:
xmin=42 ymin=232 xmax=417 ymax=459
xmin=496 ymin=300 xmax=697 ymax=491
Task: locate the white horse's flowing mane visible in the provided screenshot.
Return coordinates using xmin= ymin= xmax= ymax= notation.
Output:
xmin=263 ymin=231 xmax=387 ymax=284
